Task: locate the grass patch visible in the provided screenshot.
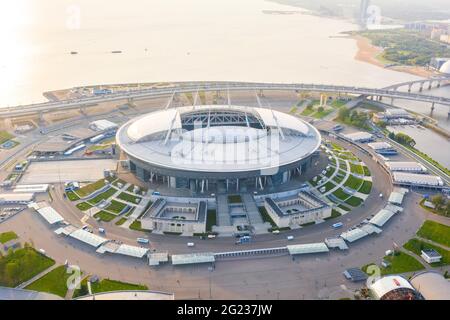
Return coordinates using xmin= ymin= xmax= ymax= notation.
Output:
xmin=343 ymin=175 xmax=364 ymax=190
xmin=66 ymin=191 xmax=80 ymax=201
xmin=0 ymin=231 xmax=18 ymax=244
xmin=117 ymin=192 xmax=141 ymax=204
xmin=76 ymin=179 xmax=107 ymax=197
xmin=332 ymin=188 xmax=350 ymax=201
xmin=0 ymin=247 xmax=55 ymax=287
xmin=73 ymin=277 xmax=147 ymax=298
xmin=345 ymin=196 xmax=364 ymax=207
xmin=206 ymin=209 xmax=217 ymax=232
xmin=76 ymin=202 xmax=93 ymax=211
xmin=105 ymin=200 xmax=127 ymax=214
xmin=115 ymin=218 xmax=127 ymax=226
xmin=89 ymin=187 xmax=117 ymax=204
xmin=129 ymin=220 xmax=144 ymax=231
xmin=380 ymin=251 xmax=425 ymax=275
xmin=403 ymin=238 xmax=450 ymax=266
xmin=350 ymin=163 xmax=364 ymax=175
xmin=363 ymin=166 xmax=371 ymax=176
xmin=338 ymin=204 xmax=351 ymax=211
xmin=94 ymin=211 xmax=116 ymax=222
xmin=112 ymin=179 xmax=126 ymax=188
xmin=320 ymin=181 xmax=336 ymax=193
xmin=228 ymin=195 xmax=242 ymax=204
xmin=25 ymin=265 xmax=73 ymax=298
xmin=0 ymin=131 xmax=14 ymax=144
xmin=358 ymin=181 xmax=372 ymax=194
xmin=417 ymin=220 xmax=450 ymax=248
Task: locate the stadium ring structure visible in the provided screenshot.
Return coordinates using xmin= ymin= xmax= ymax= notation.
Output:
xmin=116 ymin=105 xmax=321 ymax=192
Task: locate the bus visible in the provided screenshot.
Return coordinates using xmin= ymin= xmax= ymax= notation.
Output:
xmin=332 ymin=222 xmax=343 ymax=229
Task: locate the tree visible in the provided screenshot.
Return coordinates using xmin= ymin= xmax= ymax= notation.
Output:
xmin=317 ymin=106 xmax=324 ymax=113
xmin=431 ymin=194 xmax=445 ymax=210
xmin=337 ymin=107 xmax=350 ymax=120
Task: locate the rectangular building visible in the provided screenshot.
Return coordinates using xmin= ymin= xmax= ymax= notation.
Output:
xmin=392 ymin=172 xmax=444 ymax=188
xmin=386 ymin=162 xmax=427 ymax=173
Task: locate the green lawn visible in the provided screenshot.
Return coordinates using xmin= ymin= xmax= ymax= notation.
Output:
xmin=332 ymin=188 xmax=350 ymax=201
xmin=350 ymin=163 xmax=364 ymax=175
xmin=73 ymin=277 xmax=148 ymax=298
xmin=117 ymin=192 xmax=141 ymax=204
xmin=0 ymin=231 xmax=18 ymax=244
xmin=320 ymin=181 xmax=336 ymax=193
xmin=105 ymin=200 xmax=127 ymax=214
xmin=76 ymin=202 xmax=93 ymax=211
xmin=380 ymin=251 xmax=425 ymax=275
xmin=94 ymin=211 xmax=116 ymax=222
xmin=403 ymin=238 xmax=450 ymax=266
xmin=343 ymin=175 xmax=364 ymax=190
xmin=0 ymin=130 xmax=14 ymax=144
xmin=358 ymin=181 xmax=372 ymax=194
xmin=363 ymin=166 xmax=371 ymax=176
xmin=312 ymin=108 xmax=334 ymax=119
xmin=206 ymin=209 xmax=217 ymax=232
xmin=228 ymin=195 xmax=242 ymax=204
xmin=76 ymin=179 xmax=107 ymax=197
xmin=89 ymin=187 xmax=117 ymax=204
xmin=417 ymin=220 xmax=450 ymax=248
xmin=129 ymin=220 xmax=144 ymax=231
xmin=112 ymin=179 xmax=126 ymax=188
xmin=115 ymin=217 xmax=127 ymax=226
xmin=66 ymin=191 xmax=80 ymax=201
xmin=25 ymin=265 xmax=73 ymax=298
xmin=338 ymin=204 xmax=351 ymax=211
xmin=345 ymin=196 xmax=364 ymax=207
xmin=301 ymin=108 xmax=315 ymax=116
xmin=0 ymin=247 xmax=55 ymax=287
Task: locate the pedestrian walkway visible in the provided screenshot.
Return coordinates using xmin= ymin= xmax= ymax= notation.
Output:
xmin=216 ymin=194 xmax=231 ymax=226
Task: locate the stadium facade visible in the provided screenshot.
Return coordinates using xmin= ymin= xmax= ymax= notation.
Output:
xmin=116 ymin=105 xmax=321 ymax=192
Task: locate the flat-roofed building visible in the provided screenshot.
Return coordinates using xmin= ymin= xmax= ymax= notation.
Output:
xmin=263 ymin=191 xmax=331 ymax=228
xmin=140 ymin=198 xmax=207 ymax=235
xmin=89 ymin=119 xmax=118 ymax=132
xmin=386 ymin=162 xmax=427 ymax=173
xmin=342 ymin=131 xmax=373 ymax=143
xmin=0 ymin=193 xmax=34 ymax=205
xmin=392 ymin=172 xmax=444 ymax=188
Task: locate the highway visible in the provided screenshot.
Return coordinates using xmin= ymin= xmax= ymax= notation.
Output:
xmin=2 ymin=81 xmax=450 ymax=117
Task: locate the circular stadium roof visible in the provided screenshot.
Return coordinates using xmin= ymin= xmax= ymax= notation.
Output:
xmin=439 ymin=60 xmax=450 ymax=74
xmin=117 ymin=105 xmax=321 ymax=174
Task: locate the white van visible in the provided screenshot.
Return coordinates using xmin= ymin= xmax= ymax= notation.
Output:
xmin=207 ymin=234 xmax=216 ymax=239
xmin=287 ymin=235 xmax=294 ymax=241
xmin=39 ymin=249 xmax=46 ymax=255
xmin=272 ymin=230 xmax=280 ymax=234
xmin=98 ymin=228 xmax=105 ymax=234
xmin=187 ymin=242 xmax=195 ymax=247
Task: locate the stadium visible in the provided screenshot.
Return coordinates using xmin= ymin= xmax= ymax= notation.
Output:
xmin=116 ymin=105 xmax=321 ymax=193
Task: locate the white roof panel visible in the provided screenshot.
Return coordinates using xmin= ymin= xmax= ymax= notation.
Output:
xmin=36 ymin=206 xmax=64 ymax=225
xmin=393 ymin=172 xmax=443 ymax=186
xmin=368 ymin=142 xmax=392 ymax=150
xmin=340 ymin=228 xmax=369 ymax=243
xmin=126 ymin=109 xmax=181 ymax=142
xmin=286 ymin=243 xmax=329 ymax=255
xmin=343 ymin=131 xmax=373 ymax=141
xmin=69 ymin=229 xmax=108 ymax=248
xmin=360 ymin=224 xmax=382 ymax=235
xmin=386 ymin=162 xmax=426 ymax=172
xmin=171 ymin=252 xmax=215 ymax=265
xmin=115 ymin=244 xmax=149 ymax=258
xmin=388 ymin=192 xmax=404 ymax=205
xmin=369 ymin=209 xmax=396 ymax=227
xmin=254 ymin=107 xmax=309 ymax=134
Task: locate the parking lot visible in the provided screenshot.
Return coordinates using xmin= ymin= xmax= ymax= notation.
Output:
xmin=20 ymin=159 xmax=117 ymax=184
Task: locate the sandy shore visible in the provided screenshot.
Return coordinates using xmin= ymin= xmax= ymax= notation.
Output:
xmin=352 ymin=34 xmax=438 ymax=78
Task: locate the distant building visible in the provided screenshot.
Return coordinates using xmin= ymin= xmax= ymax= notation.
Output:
xmin=342 ymin=131 xmax=373 ymax=143
xmin=359 ymin=0 xmax=370 ymax=26
xmin=430 ymin=57 xmax=450 ymax=71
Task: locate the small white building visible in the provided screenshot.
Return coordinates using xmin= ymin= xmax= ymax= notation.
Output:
xmin=421 ymin=249 xmax=442 ymax=264
xmin=392 ymin=172 xmax=444 ymax=188
xmin=386 ymin=162 xmax=427 ymax=173
xmin=89 ymin=119 xmax=118 ymax=132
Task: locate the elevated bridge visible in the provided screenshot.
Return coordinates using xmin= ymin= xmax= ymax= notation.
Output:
xmin=2 ymin=81 xmax=450 ymax=118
